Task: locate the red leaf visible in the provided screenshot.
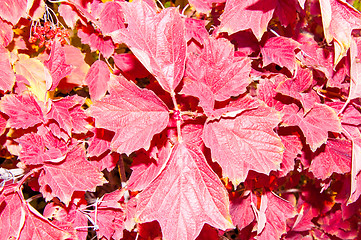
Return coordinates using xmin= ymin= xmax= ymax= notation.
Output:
xmin=0 ymin=0 xmax=27 ymax=25
xmin=46 ymin=100 xmax=73 ymax=135
xmin=0 ymin=113 xmax=7 ymax=135
xmin=97 ymin=1 xmax=125 ymax=35
xmin=77 ymin=27 xmax=115 ymax=59
xmin=229 ymin=191 xmax=256 ymax=230
xmin=87 ymin=128 xmax=114 ymax=157
xmin=257 ymin=75 xmax=286 ymax=111
xmin=0 ymin=47 xmax=15 ymax=92
xmin=17 ymin=132 xmax=65 ymax=165
xmin=181 ymin=123 xmax=204 ymax=148
xmin=188 ymin=0 xmax=226 ymax=14
xmin=181 ymin=37 xmax=251 ymax=115
xmin=309 ymin=139 xmax=351 ymax=180
xmin=58 ymin=4 xmax=80 ymax=29
xmin=0 ymin=190 xmax=25 ymax=240
xmin=257 ymin=192 xmax=296 ymax=240
xmin=44 ymin=40 xmax=73 ymax=91
xmin=0 ymin=93 xmax=44 ymax=129
xmin=89 ymin=76 xmax=169 ymax=155
xmin=276 ymin=67 xmax=320 ymax=111
xmin=113 ymin=53 xmax=150 ymax=80
xmin=261 ymin=37 xmax=300 ymax=73
xmin=184 ymin=18 xmax=209 ymax=43
xmin=136 ymin=143 xmax=233 ymax=240
xmin=68 ymin=105 xmax=88 ymax=134
xmin=278 ymin=135 xmax=302 ymax=177
xmin=19 ymin=202 xmax=70 ymax=240
xmin=38 ymin=145 xmax=107 ymax=205
xmin=317 ymin=210 xmax=358 ymax=239
xmin=0 ymin=19 xmax=13 ymax=48
xmin=218 ymin=0 xmax=277 ymax=40
xmin=42 ymin=199 xmax=88 ymax=240
xmin=282 ymin=103 xmax=342 ymax=151
xmin=319 ymin=0 xmax=361 ymax=65
xmin=46 ymin=95 xmax=86 ymax=135
xmin=84 ymin=60 xmax=110 ymax=101
xmin=203 ymin=103 xmax=283 ymax=185
xmin=90 ymin=152 xmax=120 ymax=172
xmin=110 ymin=1 xmax=187 ymax=93
xmin=290 ymin=203 xmax=317 ymax=232
xmin=275 ymin=0 xmax=298 ymax=27
xmin=127 ymin=144 xmax=170 ymax=191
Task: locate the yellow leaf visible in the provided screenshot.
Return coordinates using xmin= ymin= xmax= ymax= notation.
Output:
xmin=14 ymin=54 xmax=49 ymax=101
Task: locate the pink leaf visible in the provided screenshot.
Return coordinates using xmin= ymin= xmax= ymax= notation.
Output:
xmin=0 ymin=190 xmax=25 ymax=240
xmin=44 ymin=40 xmax=73 ymax=91
xmin=0 ymin=0 xmax=27 ymax=25
xmin=46 ymin=100 xmax=73 ymax=135
xmin=87 ymin=128 xmax=114 ymax=157
xmin=184 ymin=18 xmax=209 ymax=43
xmin=89 ymin=76 xmax=169 ymax=155
xmin=136 ymin=143 xmax=233 ymax=240
xmin=0 ymin=93 xmax=44 ymax=129
xmin=84 ymin=60 xmax=110 ymax=101
xmin=19 ymin=202 xmax=70 ymax=240
xmin=218 ymin=0 xmax=277 ymax=40
xmin=0 ymin=47 xmax=15 ymax=92
xmin=229 ymin=191 xmax=256 ymax=230
xmin=257 ymin=75 xmax=286 ymax=111
xmin=309 ymin=139 xmax=351 ymax=180
xmin=68 ymin=105 xmax=88 ymax=134
xmin=282 ymin=103 xmax=342 ymax=151
xmin=43 ymin=200 xmax=88 ymax=240
xmin=278 ymin=135 xmax=302 ymax=177
xmin=276 ymin=67 xmax=320 ymax=111
xmin=90 ymin=208 xmax=124 ymax=240
xmin=110 ymin=1 xmax=187 ymax=93
xmin=319 ymin=0 xmax=361 ymax=65
xmin=257 ymin=192 xmax=296 ymax=240
xmin=127 ymin=145 xmax=170 ymax=191
xmin=58 ymin=4 xmax=80 ymax=29
xmin=97 ymin=1 xmax=125 ymax=35
xmin=77 ymin=27 xmax=115 ymax=59
xmin=181 ymin=37 xmax=251 ymax=115
xmin=17 ymin=133 xmax=64 ymax=165
xmin=203 ymin=101 xmax=284 ymax=185
xmin=38 ymin=145 xmax=107 ymax=206
xmin=0 ymin=19 xmax=13 ymax=47
xmin=261 ymin=36 xmax=300 ymax=73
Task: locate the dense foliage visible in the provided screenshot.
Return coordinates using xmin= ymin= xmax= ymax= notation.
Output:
xmin=0 ymin=0 xmax=361 ymax=239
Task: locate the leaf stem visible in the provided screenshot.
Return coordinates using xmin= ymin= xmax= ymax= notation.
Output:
xmin=171 ymin=92 xmax=183 ymax=143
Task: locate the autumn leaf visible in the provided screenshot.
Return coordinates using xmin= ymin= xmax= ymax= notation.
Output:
xmin=89 ymin=75 xmax=169 ymax=155
xmin=203 ymin=99 xmax=284 ymax=185
xmin=110 ymin=0 xmax=187 ymax=93
xmin=38 ymin=145 xmax=107 ymax=206
xmin=136 ymin=143 xmax=233 ymax=240
xmin=319 ymin=0 xmax=361 ymax=65
xmin=182 ymin=37 xmax=251 ymax=115
xmin=282 ymin=103 xmax=342 ymax=151
xmin=218 ymin=0 xmax=277 ymax=40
